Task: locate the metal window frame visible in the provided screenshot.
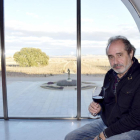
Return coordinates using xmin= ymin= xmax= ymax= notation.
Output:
xmin=0 ymin=0 xmax=8 ymax=120
xmin=129 ymin=0 xmax=140 ymax=17
xmin=77 ymin=0 xmax=81 ymax=120
xmin=0 ymin=0 xmax=84 ymax=120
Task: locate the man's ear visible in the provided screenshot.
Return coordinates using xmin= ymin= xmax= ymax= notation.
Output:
xmin=130 ymin=50 xmax=133 ymax=59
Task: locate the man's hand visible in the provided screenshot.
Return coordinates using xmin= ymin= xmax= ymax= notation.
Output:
xmin=88 ymin=101 xmax=101 ymax=115
xmin=99 ymin=132 xmax=106 ymax=140
xmin=93 ymin=136 xmax=98 ymax=140
xmin=93 ymin=132 xmax=106 ymax=140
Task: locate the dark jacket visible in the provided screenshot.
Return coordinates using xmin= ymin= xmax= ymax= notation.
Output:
xmin=99 ymin=57 xmax=140 ymax=137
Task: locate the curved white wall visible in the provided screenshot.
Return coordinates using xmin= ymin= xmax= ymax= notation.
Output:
xmin=122 ymin=0 xmax=140 ymax=32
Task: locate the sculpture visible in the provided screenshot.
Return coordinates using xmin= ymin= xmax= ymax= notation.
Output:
xmin=67 ymin=69 xmax=70 ymax=80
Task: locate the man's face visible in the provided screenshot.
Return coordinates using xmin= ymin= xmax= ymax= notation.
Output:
xmin=107 ymin=40 xmax=133 ymax=75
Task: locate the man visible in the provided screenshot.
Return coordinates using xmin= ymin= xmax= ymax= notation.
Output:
xmin=65 ymin=36 xmax=140 ymax=140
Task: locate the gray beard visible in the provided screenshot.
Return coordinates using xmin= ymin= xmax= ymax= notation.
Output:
xmin=113 ymin=61 xmax=132 ymax=74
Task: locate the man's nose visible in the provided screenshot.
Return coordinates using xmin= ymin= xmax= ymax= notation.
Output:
xmin=114 ymin=57 xmax=118 ymax=64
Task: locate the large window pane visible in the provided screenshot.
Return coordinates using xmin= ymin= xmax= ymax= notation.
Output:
xmin=81 ymin=0 xmax=140 ymax=117
xmin=5 ymin=0 xmax=76 ymax=117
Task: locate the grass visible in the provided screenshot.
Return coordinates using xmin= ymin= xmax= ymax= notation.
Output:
xmin=2 ymin=56 xmax=111 ymax=76
xmin=3 ymin=55 xmax=140 ymax=76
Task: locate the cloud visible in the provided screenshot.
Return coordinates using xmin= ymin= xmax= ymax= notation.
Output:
xmin=5 ymin=23 xmax=139 ymax=42
xmin=82 ymin=18 xmax=94 ymax=23
xmin=106 ymin=15 xmax=118 ymax=20
xmin=4 ymin=21 xmax=140 ymax=56
xmin=11 ymin=32 xmax=24 ymax=36
xmin=26 ymin=12 xmax=39 ymax=18
xmin=5 ymin=20 xmax=75 ymax=33
xmin=6 ymin=49 xmax=19 ymax=56
xmin=66 ymin=18 xmax=94 ymax=23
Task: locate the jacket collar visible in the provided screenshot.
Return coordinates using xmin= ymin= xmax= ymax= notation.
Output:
xmin=112 ymin=57 xmax=139 ymax=93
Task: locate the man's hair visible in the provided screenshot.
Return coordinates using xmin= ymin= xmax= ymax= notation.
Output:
xmin=106 ymin=35 xmax=136 ymax=57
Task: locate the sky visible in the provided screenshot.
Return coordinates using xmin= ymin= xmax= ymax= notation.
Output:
xmin=4 ymin=0 xmax=140 ymax=57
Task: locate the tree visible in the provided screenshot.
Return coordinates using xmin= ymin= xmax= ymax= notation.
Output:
xmin=13 ymin=48 xmax=49 ymax=67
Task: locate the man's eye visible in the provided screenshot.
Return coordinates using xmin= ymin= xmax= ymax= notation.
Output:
xmin=118 ymin=54 xmax=122 ymax=57
xmin=109 ymin=56 xmax=113 ymax=59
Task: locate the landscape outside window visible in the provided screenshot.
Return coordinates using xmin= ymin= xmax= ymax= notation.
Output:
xmin=2 ymin=0 xmax=140 ymax=118
xmin=4 ymin=0 xmax=77 ymax=117
xmin=81 ymin=0 xmax=140 ymax=117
